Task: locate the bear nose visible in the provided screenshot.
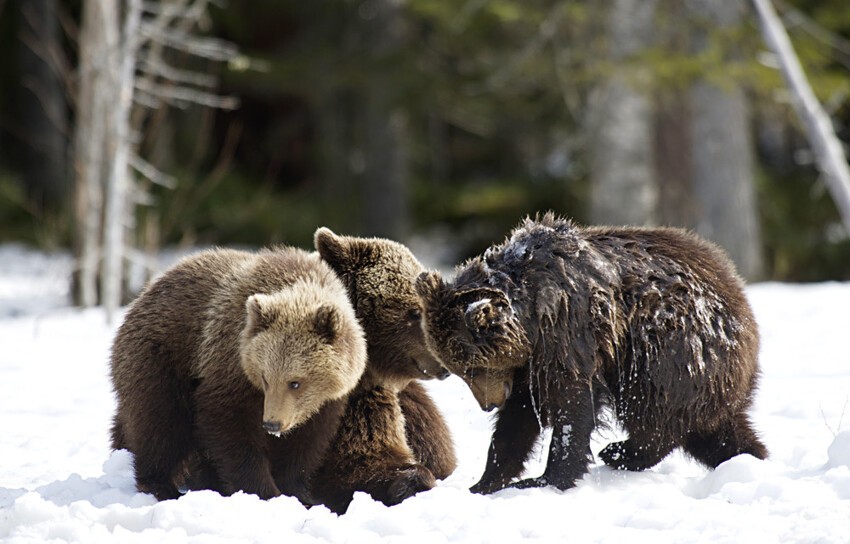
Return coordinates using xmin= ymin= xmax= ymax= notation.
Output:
xmin=262 ymin=420 xmax=281 ymax=433
xmin=484 ymin=403 xmax=499 ymax=412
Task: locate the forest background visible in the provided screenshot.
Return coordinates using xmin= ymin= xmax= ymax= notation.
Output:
xmin=0 ymin=0 xmax=848 ymax=310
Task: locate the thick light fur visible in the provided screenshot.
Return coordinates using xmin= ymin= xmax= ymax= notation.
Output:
xmin=307 ymin=228 xmax=457 ymax=513
xmin=417 ymin=213 xmax=767 ymax=494
xmin=110 ymin=246 xmax=366 ymax=501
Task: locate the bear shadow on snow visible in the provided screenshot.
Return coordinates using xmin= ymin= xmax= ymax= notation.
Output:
xmin=416 ymin=213 xmax=768 ymax=494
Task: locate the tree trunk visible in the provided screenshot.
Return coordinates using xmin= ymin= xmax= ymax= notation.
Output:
xmin=17 ymin=0 xmax=67 ymax=214
xmin=752 ymin=0 xmax=850 ymax=236
xmin=655 ymin=91 xmax=695 ymax=227
xmin=359 ymin=0 xmax=410 ymax=240
xmin=102 ymin=0 xmax=142 ymax=323
xmin=687 ymin=0 xmax=763 ymax=280
xmin=588 ymin=0 xmax=659 ymax=226
xmin=689 ymin=81 xmax=763 ymax=279
xmin=72 ymin=0 xmax=119 ymax=307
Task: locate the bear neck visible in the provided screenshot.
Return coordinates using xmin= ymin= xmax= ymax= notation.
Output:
xmin=355 ymin=365 xmax=412 ymax=394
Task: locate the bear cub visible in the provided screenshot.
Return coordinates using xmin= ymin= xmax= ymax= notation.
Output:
xmin=308 ymin=228 xmax=457 ymax=513
xmin=110 ymin=246 xmax=366 ymax=501
xmin=416 ymin=213 xmax=767 ymax=493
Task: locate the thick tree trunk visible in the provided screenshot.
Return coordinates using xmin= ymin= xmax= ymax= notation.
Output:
xmin=588 ymin=0 xmax=659 ymax=226
xmin=689 ymin=81 xmax=763 ymax=279
xmin=687 ymin=0 xmax=763 ymax=280
xmin=655 ymin=91 xmax=695 ymax=227
xmin=359 ymin=0 xmax=410 ymax=240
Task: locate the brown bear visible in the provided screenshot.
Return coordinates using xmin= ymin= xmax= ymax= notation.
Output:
xmin=109 ymin=246 xmax=367 ymax=502
xmin=307 ymin=228 xmax=457 ymax=513
xmin=416 ymin=213 xmax=767 ymax=494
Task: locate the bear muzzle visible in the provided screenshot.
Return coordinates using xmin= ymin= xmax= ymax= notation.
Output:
xmin=262 ymin=420 xmax=281 ymax=434
xmin=468 ymin=373 xmax=513 ymax=412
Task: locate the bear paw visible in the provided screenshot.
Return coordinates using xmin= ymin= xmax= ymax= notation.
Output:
xmin=382 ymin=464 xmax=436 ymax=506
xmin=470 ymin=477 xmax=511 ymax=495
xmin=599 ymin=439 xmax=664 ymax=471
xmin=507 ymin=476 xmax=549 ymax=490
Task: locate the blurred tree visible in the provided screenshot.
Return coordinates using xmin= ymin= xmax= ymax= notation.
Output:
xmin=17 ymin=0 xmax=68 ymax=213
xmin=1 ymin=0 xmax=849 ymax=281
xmin=359 ymin=0 xmax=410 ymax=239
xmin=588 ymin=0 xmax=659 ymax=226
xmin=72 ymin=0 xmax=238 ymax=317
xmin=687 ymin=0 xmax=763 ymax=279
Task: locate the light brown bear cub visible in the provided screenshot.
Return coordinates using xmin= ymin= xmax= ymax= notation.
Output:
xmin=109 ymin=247 xmax=366 ymax=502
xmin=308 ymin=229 xmax=457 ymax=513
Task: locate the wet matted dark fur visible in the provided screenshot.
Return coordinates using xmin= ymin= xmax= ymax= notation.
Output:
xmin=416 ymin=213 xmax=767 ymax=493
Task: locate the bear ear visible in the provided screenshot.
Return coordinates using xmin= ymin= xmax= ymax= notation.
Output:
xmin=314 ymin=227 xmax=350 ymax=272
xmin=312 ymin=304 xmax=341 ymax=344
xmin=415 ymin=270 xmax=444 ymax=300
xmin=245 ymin=294 xmax=278 ymax=335
xmin=458 ymin=288 xmax=514 ymax=339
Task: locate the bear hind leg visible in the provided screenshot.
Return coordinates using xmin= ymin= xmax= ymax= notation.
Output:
xmin=599 ymin=437 xmax=677 ymax=471
xmin=684 ymin=411 xmax=767 ymax=468
xmin=124 ymin=377 xmax=196 ymax=500
xmin=132 ymin=438 xmax=190 ymax=501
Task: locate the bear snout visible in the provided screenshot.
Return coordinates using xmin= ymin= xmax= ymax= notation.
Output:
xmin=469 ymin=374 xmax=512 ymax=412
xmin=262 ymin=420 xmax=281 ymax=434
xmin=411 ymin=352 xmax=450 ymax=381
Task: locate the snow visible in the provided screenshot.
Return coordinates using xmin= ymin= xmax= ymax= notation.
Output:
xmin=465 ymin=298 xmax=492 ymax=315
xmin=2 ymin=245 xmax=850 ymax=543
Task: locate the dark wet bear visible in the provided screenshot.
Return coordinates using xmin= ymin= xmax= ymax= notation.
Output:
xmin=416 ymin=213 xmax=767 ymax=493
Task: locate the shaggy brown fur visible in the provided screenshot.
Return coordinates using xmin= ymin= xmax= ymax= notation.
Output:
xmin=416 ymin=213 xmax=767 ymax=493
xmin=308 ymin=228 xmax=457 ymax=513
xmin=110 ymin=247 xmax=366 ymax=501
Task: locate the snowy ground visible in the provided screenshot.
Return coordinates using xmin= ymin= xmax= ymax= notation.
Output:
xmin=1 ymin=243 xmax=849 ymax=543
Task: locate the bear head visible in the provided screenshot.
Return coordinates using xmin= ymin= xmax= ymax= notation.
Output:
xmin=314 ymin=227 xmax=448 ymax=389
xmin=415 ymin=269 xmax=530 ymax=411
xmin=239 ymin=284 xmax=367 ymax=436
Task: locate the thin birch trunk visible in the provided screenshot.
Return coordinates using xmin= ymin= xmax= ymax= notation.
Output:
xmin=752 ymin=0 xmax=850 ymax=235
xmin=73 ymin=0 xmax=119 ymax=307
xmin=102 ymin=0 xmax=142 ymax=322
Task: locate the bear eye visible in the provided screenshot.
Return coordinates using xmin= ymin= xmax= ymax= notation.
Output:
xmin=289 ymin=381 xmax=301 ymax=390
xmin=407 ymin=308 xmax=422 ymax=322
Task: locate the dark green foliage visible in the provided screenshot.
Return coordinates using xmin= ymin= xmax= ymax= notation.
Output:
xmin=0 ymin=0 xmax=848 ymax=279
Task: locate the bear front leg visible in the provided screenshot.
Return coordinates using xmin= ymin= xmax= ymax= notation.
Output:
xmin=471 ymin=385 xmax=542 ymax=494
xmin=510 ymin=381 xmax=596 ymax=491
xmin=269 ymin=397 xmax=347 ymax=505
xmin=398 ymin=381 xmax=457 ymax=480
xmin=194 ymin=382 xmax=280 ymax=499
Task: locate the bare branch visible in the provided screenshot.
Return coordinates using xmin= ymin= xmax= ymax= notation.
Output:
xmin=135 ymin=77 xmax=238 ymax=109
xmin=137 ymin=57 xmax=217 ymax=87
xmin=138 ymin=22 xmax=238 ymax=61
xmin=129 ymin=152 xmax=177 ymax=190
